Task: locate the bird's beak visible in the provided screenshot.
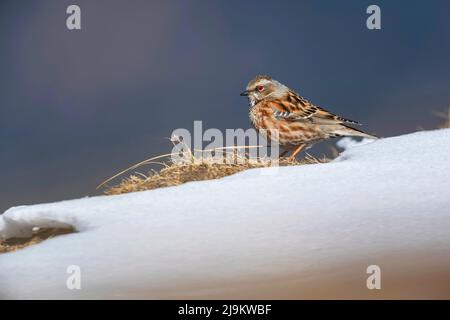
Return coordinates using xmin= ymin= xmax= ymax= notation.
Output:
xmin=240 ymin=90 xmax=250 ymax=96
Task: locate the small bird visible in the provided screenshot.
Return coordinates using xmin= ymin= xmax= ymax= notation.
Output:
xmin=240 ymin=75 xmax=377 ymax=159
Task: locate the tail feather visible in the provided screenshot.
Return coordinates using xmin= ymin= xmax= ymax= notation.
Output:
xmin=332 ymin=124 xmax=378 ymax=139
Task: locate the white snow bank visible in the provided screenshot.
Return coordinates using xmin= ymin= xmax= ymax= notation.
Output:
xmin=1 ymin=129 xmax=450 ymax=299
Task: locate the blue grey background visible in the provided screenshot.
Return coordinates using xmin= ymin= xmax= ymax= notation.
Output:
xmin=1 ymin=0 xmax=449 ymax=212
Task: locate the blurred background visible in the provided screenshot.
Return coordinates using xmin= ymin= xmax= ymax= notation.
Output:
xmin=1 ymin=0 xmax=449 ymax=212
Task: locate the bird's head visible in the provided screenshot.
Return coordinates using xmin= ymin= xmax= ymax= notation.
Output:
xmin=240 ymin=75 xmax=289 ymax=106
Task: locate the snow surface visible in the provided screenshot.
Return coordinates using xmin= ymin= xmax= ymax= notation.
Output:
xmin=1 ymin=129 xmax=450 ymax=299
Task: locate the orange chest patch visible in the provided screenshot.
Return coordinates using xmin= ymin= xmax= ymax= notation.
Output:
xmin=250 ymin=103 xmax=292 ymax=130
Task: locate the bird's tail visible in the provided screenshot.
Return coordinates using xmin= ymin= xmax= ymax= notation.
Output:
xmin=332 ymin=124 xmax=378 ymax=139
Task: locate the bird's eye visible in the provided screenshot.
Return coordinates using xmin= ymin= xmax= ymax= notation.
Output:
xmin=256 ymin=85 xmax=264 ymax=92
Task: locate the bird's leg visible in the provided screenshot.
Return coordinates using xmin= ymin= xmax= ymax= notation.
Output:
xmin=288 ymin=144 xmax=306 ymax=161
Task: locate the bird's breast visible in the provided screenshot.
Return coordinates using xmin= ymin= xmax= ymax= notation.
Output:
xmin=249 ymin=102 xmax=325 ymax=146
xmin=249 ymin=102 xmax=277 ymax=129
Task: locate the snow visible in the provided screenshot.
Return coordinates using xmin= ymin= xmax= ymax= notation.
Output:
xmin=335 ymin=136 xmax=374 ymax=150
xmin=1 ymin=129 xmax=450 ymax=299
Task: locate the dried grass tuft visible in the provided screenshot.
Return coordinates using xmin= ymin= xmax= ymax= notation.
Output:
xmin=0 ymin=227 xmax=75 ymax=254
xmin=433 ymin=105 xmax=450 ymax=129
xmin=99 ymin=145 xmax=329 ymax=195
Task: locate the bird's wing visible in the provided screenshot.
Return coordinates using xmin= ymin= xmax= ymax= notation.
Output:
xmin=270 ymin=91 xmax=361 ymax=125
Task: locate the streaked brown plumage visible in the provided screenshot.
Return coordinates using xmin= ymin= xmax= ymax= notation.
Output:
xmin=240 ymin=75 xmax=377 ymax=159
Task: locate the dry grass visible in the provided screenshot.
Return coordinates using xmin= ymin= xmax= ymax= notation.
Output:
xmin=433 ymin=105 xmax=450 ymax=129
xmin=99 ymin=145 xmax=329 ymax=195
xmin=0 ymin=227 xmax=75 ymax=254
